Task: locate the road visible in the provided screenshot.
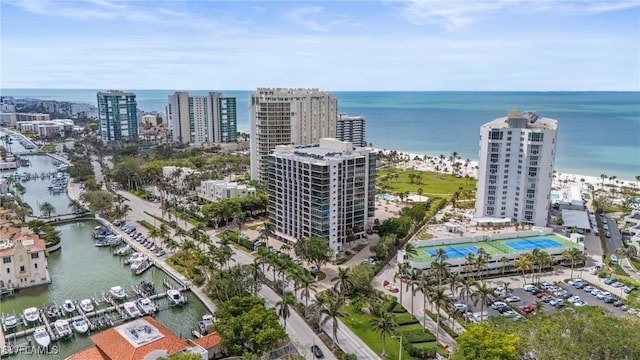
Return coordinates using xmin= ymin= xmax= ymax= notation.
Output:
xmin=602 ymin=215 xmax=624 ymax=255
xmin=73 ymin=159 xmax=351 ymax=359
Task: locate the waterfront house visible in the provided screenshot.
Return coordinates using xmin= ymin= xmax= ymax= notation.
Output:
xmin=66 ymin=316 xmax=221 ymax=360
xmin=0 ymin=225 xmax=50 ymax=291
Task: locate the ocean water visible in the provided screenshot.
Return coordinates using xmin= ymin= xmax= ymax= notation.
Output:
xmin=1 ymin=89 xmax=639 ymax=180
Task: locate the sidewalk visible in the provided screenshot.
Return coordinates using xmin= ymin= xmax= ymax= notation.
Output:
xmin=374 ymin=263 xmax=462 ymax=351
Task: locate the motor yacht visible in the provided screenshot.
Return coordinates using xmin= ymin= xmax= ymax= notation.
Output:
xmin=33 ymin=326 xmax=51 ymax=347
xmin=123 ymin=301 xmax=142 ymax=318
xmin=23 ymin=307 xmax=40 ymax=324
xmin=136 ymin=298 xmax=157 ymax=315
xmin=109 ymin=286 xmax=127 ymax=300
xmin=166 ymin=289 xmax=186 ymax=306
xmin=71 ymin=317 xmax=89 ymax=334
xmin=62 ymin=300 xmax=76 ymax=314
xmin=3 ymin=315 xmax=18 ymax=331
xmin=53 ymin=319 xmax=72 ymax=337
xmin=79 ymin=299 xmax=94 ymax=313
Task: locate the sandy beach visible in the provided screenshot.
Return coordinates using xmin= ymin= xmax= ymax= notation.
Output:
xmin=373 ymin=148 xmax=638 ymax=189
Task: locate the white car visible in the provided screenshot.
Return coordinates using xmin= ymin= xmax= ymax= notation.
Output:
xmin=502 ymin=310 xmax=517 ymax=317
xmin=567 ymin=296 xmax=581 ymax=303
xmin=596 ymin=291 xmax=611 ymax=300
xmin=491 ymin=301 xmax=508 ymax=310
xmin=505 ymin=296 xmax=521 ymax=303
xmin=574 ymin=300 xmax=588 ymax=307
xmin=522 ymin=284 xmax=537 ymax=292
xmin=454 ymin=303 xmax=467 ymax=312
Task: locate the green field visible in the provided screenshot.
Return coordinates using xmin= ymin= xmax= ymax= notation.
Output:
xmin=411 ymin=234 xmax=580 ymax=263
xmin=377 ymin=167 xmax=475 ymax=200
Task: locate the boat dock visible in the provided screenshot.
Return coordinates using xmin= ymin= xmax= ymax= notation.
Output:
xmin=0 ymin=280 xmax=189 ymax=352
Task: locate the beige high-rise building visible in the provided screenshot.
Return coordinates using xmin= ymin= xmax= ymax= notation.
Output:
xmin=250 ymin=88 xmax=338 ymax=181
xmin=166 ymin=92 xmax=237 ymax=145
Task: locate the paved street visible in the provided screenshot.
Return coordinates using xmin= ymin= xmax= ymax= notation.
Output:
xmin=602 ymin=215 xmax=624 ymax=255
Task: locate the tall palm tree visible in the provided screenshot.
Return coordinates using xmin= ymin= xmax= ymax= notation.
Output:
xmin=39 ymin=202 xmax=55 ymax=218
xmin=148 ymin=227 xmax=161 ymax=246
xmin=297 ymin=274 xmax=317 ymax=307
xmin=431 ymin=287 xmax=449 ymax=347
xmin=276 ymin=292 xmax=296 ymax=329
xmin=68 ymin=199 xmax=84 ymax=214
xmin=430 ymin=257 xmax=450 ymax=287
xmin=334 ymin=267 xmax=354 ymax=300
xmin=321 ymin=295 xmax=346 ymax=348
xmin=259 ymin=221 xmax=275 ymax=248
xmin=563 ymin=248 xmax=586 ymax=279
xmin=500 ymin=256 xmax=510 ymax=275
xmin=407 ymin=268 xmax=422 ymax=318
xmin=515 ymin=254 xmax=533 ymax=285
xmin=369 ymin=311 xmax=398 ymax=358
xmin=394 ymin=263 xmax=409 ymax=306
xmin=472 ymin=281 xmax=494 ymax=318
xmin=404 ymin=242 xmax=418 ymax=259
xmin=416 ymin=273 xmax=435 ymax=331
xmin=458 ymin=278 xmax=476 ymax=323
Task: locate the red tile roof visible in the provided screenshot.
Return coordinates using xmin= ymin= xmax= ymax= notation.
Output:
xmin=65 ymin=346 xmax=108 ymax=360
xmin=86 ymin=316 xmax=190 ymax=360
xmin=194 ymin=332 xmax=222 ymax=349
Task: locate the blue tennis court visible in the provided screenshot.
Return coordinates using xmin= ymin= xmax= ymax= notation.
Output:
xmin=504 ymin=238 xmax=563 ymax=251
xmin=426 ymin=245 xmax=479 ymax=259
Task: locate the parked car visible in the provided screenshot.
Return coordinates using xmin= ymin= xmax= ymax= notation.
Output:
xmin=613 ymin=300 xmax=624 ymax=307
xmin=454 ymin=303 xmax=467 ymax=312
xmin=574 ymin=300 xmax=588 ymax=307
xmin=505 ymin=296 xmax=521 ymax=303
xmin=311 ymin=345 xmax=324 ymax=358
xmin=491 ymin=301 xmax=508 ymax=310
xmin=604 ymin=278 xmax=616 ymax=285
xmin=520 ymin=305 xmax=535 ymax=314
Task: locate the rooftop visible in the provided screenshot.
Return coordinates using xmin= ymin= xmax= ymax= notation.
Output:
xmin=483 ymin=110 xmax=558 ymax=131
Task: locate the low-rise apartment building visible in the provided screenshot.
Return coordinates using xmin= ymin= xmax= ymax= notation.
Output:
xmin=199 ymin=180 xmax=256 ymax=203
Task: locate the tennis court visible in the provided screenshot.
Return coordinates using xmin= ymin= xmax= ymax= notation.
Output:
xmin=503 ymin=238 xmax=563 ymax=251
xmin=426 ymin=245 xmax=480 ymax=259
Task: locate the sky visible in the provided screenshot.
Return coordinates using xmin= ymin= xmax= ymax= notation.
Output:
xmin=1 ymin=0 xmax=639 ymax=91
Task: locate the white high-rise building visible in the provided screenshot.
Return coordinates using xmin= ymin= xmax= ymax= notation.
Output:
xmin=475 ymin=111 xmax=558 ymax=226
xmin=336 ymin=114 xmax=366 ymax=147
xmin=166 ymin=92 xmax=237 ymax=145
xmin=250 ymin=88 xmax=338 ymax=182
xmin=267 ymin=138 xmax=376 ymax=253
xmin=96 ymin=90 xmax=138 ymax=142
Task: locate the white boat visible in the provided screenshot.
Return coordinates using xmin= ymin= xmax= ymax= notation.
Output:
xmin=53 ymin=319 xmax=72 ymax=337
xmin=166 ymin=289 xmax=186 ymax=306
xmin=115 ymin=244 xmax=132 ymax=256
xmin=198 ymin=314 xmax=215 ymax=334
xmin=136 ymin=298 xmax=157 ymax=315
xmin=124 ymin=252 xmax=143 ymax=265
xmin=79 ymin=299 xmax=94 ymax=313
xmin=3 ymin=315 xmax=18 ymax=330
xmin=123 ymin=302 xmax=142 ymax=318
xmin=109 ymin=286 xmax=127 ymax=300
xmin=71 ymin=317 xmax=89 ymax=334
xmin=23 ymin=307 xmax=40 ymax=324
xmin=130 ymin=256 xmax=148 ymax=271
xmin=33 ymin=326 xmax=51 ymax=347
xmin=62 ymin=300 xmax=76 ymax=314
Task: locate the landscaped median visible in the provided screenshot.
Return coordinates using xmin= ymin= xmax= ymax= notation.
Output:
xmin=342 ymin=301 xmax=444 ymax=360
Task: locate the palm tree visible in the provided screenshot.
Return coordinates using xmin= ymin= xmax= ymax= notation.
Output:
xmin=404 ymin=242 xmax=418 ymax=259
xmin=321 ymin=295 xmax=347 ymax=348
xmin=500 ymin=256 xmax=510 ymax=275
xmin=276 ymin=292 xmax=296 ymax=329
xmin=471 ymin=281 xmax=494 ymax=322
xmin=407 ymin=268 xmax=423 ymax=318
xmin=416 ymin=273 xmax=435 ymax=331
xmin=259 ymin=221 xmax=275 ymax=248
xmin=430 ymin=257 xmax=450 ymax=287
xmin=68 ymin=199 xmax=84 ymax=214
xmin=334 ymin=267 xmax=354 ymax=300
xmin=515 ymin=254 xmax=533 ymax=285
xmin=458 ymin=278 xmax=475 ymax=323
xmin=39 ymin=202 xmax=55 ymax=218
xmin=369 ymin=311 xmax=398 ymax=358
xmin=394 ymin=263 xmax=409 ymax=306
xmin=297 ymin=275 xmax=317 ymax=307
xmin=431 ymin=287 xmax=449 ymax=347
xmin=563 ymin=248 xmax=586 ymax=279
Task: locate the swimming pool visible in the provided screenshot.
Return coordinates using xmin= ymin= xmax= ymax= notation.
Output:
xmin=550 ymin=193 xmax=560 ymax=200
xmin=377 ymin=194 xmax=395 ymax=201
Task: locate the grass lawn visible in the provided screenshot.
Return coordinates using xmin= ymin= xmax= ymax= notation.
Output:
xmin=377 ymin=167 xmax=475 ymax=199
xmin=342 ymin=306 xmax=411 ymax=360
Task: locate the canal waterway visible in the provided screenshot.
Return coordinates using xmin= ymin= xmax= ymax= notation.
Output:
xmin=0 ymin=221 xmax=209 ymax=359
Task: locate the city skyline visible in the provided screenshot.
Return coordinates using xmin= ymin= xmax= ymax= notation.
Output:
xmin=1 ymin=0 xmax=639 ymax=91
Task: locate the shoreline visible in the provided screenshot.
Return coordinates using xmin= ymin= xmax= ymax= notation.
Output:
xmin=373 ymin=148 xmax=638 ymax=188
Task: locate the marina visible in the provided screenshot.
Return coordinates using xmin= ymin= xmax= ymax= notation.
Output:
xmin=0 ymin=221 xmax=209 ymax=360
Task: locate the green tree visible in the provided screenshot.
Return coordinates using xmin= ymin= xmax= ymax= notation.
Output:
xmin=452 ymin=322 xmax=519 ymax=360
xmin=563 ymin=248 xmax=586 ymax=279
xmin=321 ymin=295 xmax=347 ymax=348
xmin=213 ymin=296 xmax=287 ymax=357
xmin=168 ymin=353 xmax=203 ymax=360
xmin=334 ymin=267 xmax=354 ymax=299
xmin=369 ymin=311 xmax=398 ymax=358
xmin=68 ymin=199 xmax=85 ymax=214
xmin=295 ymin=236 xmax=333 ymax=272
xmin=39 ymin=202 xmax=55 ymax=218
xmin=276 ymin=292 xmax=296 ymax=329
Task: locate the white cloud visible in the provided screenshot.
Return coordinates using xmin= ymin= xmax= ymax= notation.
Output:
xmin=284 ymin=5 xmax=328 ymax=32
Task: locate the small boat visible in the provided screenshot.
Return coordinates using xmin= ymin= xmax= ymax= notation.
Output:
xmin=79 ymin=299 xmax=94 ymax=313
xmin=71 ymin=317 xmax=89 ymax=334
xmin=45 ymin=303 xmax=60 ymax=319
xmin=198 ymin=314 xmax=215 ymax=335
xmin=53 ymin=319 xmax=72 ymax=337
xmin=114 ymin=244 xmax=132 ymax=256
xmin=33 ymin=326 xmax=51 ymax=347
xmin=130 ymin=256 xmax=148 ymax=271
xmin=136 ymin=298 xmax=157 ymax=315
xmin=166 ymin=289 xmax=186 ymax=306
xmin=124 ymin=252 xmax=144 ymax=265
xmin=3 ymin=315 xmax=18 ymax=330
xmin=123 ymin=302 xmax=142 ymax=318
xmin=109 ymin=286 xmax=127 ymax=300
xmin=62 ymin=300 xmax=76 ymax=314
xmin=139 ymin=281 xmax=156 ymax=296
xmin=23 ymin=307 xmax=40 ymax=324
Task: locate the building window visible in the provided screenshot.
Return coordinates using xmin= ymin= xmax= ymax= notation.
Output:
xmin=489 ymin=129 xmax=503 ymax=140
xmin=35 ymin=263 xmax=38 ymax=269
xmin=6 ymin=268 xmax=9 ymax=274
xmin=19 ymin=266 xmax=25 ymax=273
xmin=31 ymin=253 xmax=39 ymax=259
xmin=2 ymin=257 xmax=10 ymax=264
